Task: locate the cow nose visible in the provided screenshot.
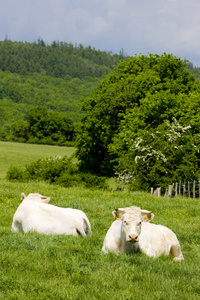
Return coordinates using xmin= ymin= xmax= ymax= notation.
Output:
xmin=128 ymin=234 xmax=138 ymax=242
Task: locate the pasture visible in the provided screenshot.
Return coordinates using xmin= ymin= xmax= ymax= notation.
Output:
xmin=0 ymin=141 xmax=76 ymax=179
xmin=0 ymin=142 xmax=199 ymax=299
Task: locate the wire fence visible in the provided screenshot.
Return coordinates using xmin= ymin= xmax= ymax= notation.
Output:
xmin=151 ymin=180 xmax=200 ymax=198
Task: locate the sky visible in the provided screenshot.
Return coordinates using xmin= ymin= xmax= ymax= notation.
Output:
xmin=1 ymin=0 xmax=200 ymax=66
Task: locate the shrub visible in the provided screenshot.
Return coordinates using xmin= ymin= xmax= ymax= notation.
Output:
xmin=27 ymin=156 xmax=78 ymax=182
xmin=80 ymin=173 xmax=108 ymax=189
xmin=55 ymin=173 xmax=82 ymax=187
xmin=6 ymin=156 xmax=108 ymax=189
xmin=6 ymin=165 xmax=29 ymax=182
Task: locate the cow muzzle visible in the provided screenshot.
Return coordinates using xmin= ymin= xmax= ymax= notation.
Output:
xmin=127 ymin=234 xmax=138 ymax=243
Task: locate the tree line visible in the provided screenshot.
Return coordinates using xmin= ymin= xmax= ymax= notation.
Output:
xmin=0 ymin=39 xmax=124 ymax=79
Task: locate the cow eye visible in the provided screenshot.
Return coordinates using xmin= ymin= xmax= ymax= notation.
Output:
xmin=123 ymin=220 xmax=128 ymax=225
xmin=138 ymin=222 xmax=142 ymax=226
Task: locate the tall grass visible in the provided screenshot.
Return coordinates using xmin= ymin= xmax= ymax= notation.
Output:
xmin=0 ymin=180 xmax=199 ymax=300
xmin=0 ymin=141 xmax=76 ymax=179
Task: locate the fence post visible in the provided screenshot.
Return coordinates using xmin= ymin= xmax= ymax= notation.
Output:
xmin=175 ymin=182 xmax=178 ymax=196
xmin=179 ymin=181 xmax=181 ymax=195
xmin=199 ymin=180 xmax=200 ymax=199
xmin=168 ymin=185 xmax=173 ymax=197
xmin=183 ymin=182 xmax=185 ymax=197
xmin=193 ymin=180 xmax=196 ymax=199
xmin=188 ymin=182 xmax=190 ymax=198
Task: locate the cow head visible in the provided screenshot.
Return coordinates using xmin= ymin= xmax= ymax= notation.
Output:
xmin=112 ymin=206 xmax=154 ymax=244
xmin=21 ymin=193 xmax=50 ymax=203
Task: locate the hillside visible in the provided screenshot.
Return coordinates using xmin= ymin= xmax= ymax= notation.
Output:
xmin=0 ymin=39 xmax=123 ymax=79
xmin=0 ymin=40 xmax=124 ymax=141
xmin=1 ymin=39 xmax=200 ymax=145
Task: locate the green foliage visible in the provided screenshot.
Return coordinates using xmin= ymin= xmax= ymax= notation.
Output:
xmin=8 ymin=106 xmax=76 ymax=145
xmin=0 ymin=141 xmax=76 ymax=179
xmin=80 ymin=173 xmax=108 ymax=189
xmin=6 ymin=156 xmax=76 ymax=182
xmin=6 ymin=155 xmax=108 ymax=189
xmin=77 ymin=53 xmax=200 ymax=188
xmin=0 ymin=180 xmax=200 ymax=299
xmin=0 ymin=40 xmax=125 ymax=142
xmin=0 ymin=70 xmax=102 ymax=140
xmin=55 ymin=173 xmax=82 ymax=187
xmin=10 ymin=120 xmax=29 ymax=142
xmin=56 ymin=172 xmax=108 ymax=189
xmin=27 ymin=156 xmax=76 ymax=182
xmin=185 ymin=60 xmax=200 ymax=80
xmin=112 ymin=118 xmax=200 ymax=190
xmin=6 ymin=165 xmax=29 ymax=182
xmin=0 ymin=40 xmax=123 ymax=79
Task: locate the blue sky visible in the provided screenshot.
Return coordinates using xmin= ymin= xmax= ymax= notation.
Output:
xmin=1 ymin=0 xmax=200 ymax=66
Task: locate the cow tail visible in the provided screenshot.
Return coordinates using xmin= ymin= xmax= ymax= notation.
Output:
xmin=76 ymin=218 xmax=91 ymax=236
xmin=83 ymin=218 xmax=92 ymax=236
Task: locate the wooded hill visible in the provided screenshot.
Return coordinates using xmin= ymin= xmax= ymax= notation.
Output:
xmin=0 ymin=39 xmax=124 ymax=78
xmin=0 ymin=39 xmax=200 ymax=146
xmin=0 ymin=39 xmax=124 ymax=142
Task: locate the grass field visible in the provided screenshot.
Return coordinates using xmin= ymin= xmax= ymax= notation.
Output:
xmin=0 ymin=142 xmax=200 ymax=299
xmin=0 ymin=141 xmax=76 ymax=179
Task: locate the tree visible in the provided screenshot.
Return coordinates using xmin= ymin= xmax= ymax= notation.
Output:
xmin=111 ymin=117 xmax=200 ymax=190
xmin=76 ymin=53 xmax=200 ymax=187
xmin=23 ymin=106 xmax=75 ymax=145
xmin=10 ymin=120 xmax=29 ymax=142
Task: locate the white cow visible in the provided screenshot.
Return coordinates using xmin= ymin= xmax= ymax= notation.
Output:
xmin=12 ymin=193 xmax=92 ymax=237
xmin=102 ymin=206 xmax=184 ymax=261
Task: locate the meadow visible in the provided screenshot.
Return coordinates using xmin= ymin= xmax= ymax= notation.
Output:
xmin=0 ymin=142 xmax=199 ymax=299
xmin=0 ymin=141 xmax=76 ymax=179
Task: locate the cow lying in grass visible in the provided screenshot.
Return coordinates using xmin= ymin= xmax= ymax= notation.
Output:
xmin=12 ymin=192 xmax=91 ymax=237
xmin=102 ymin=206 xmax=184 ymax=261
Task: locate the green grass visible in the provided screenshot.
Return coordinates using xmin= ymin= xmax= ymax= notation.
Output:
xmin=0 ymin=142 xmax=200 ymax=299
xmin=0 ymin=141 xmax=76 ymax=179
xmin=0 ymin=180 xmax=200 ymax=300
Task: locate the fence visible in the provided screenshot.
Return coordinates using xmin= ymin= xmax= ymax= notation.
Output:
xmin=151 ymin=180 xmax=200 ymax=198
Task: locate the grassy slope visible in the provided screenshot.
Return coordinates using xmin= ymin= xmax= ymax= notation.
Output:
xmin=0 ymin=143 xmax=199 ymax=299
xmin=0 ymin=141 xmax=76 ymax=179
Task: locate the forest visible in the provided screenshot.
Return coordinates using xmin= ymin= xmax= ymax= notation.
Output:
xmin=0 ymin=39 xmax=124 ymax=142
xmin=0 ymin=39 xmax=124 ymax=78
xmin=1 ymin=39 xmax=200 ymax=190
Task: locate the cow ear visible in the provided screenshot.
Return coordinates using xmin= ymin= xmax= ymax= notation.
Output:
xmin=141 ymin=210 xmax=154 ymax=222
xmin=41 ymin=196 xmax=50 ymax=203
xmin=45 ymin=197 xmax=50 ymax=203
xmin=21 ymin=193 xmax=26 ymax=202
xmin=112 ymin=208 xmax=125 ymax=220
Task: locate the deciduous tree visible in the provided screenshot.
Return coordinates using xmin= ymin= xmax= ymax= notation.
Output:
xmin=76 ymin=53 xmax=200 ymax=188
